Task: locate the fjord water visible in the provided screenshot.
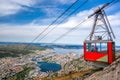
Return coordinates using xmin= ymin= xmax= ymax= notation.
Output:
xmin=54 ymin=48 xmax=83 ymax=55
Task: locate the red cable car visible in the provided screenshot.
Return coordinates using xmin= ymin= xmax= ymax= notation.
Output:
xmin=84 ymin=41 xmax=115 ymax=64
xmin=84 ymin=4 xmax=115 ymax=64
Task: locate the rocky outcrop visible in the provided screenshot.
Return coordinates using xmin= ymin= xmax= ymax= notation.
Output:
xmin=84 ymin=52 xmax=120 ymax=80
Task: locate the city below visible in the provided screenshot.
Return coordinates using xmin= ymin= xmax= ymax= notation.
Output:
xmin=0 ymin=42 xmax=120 ymax=80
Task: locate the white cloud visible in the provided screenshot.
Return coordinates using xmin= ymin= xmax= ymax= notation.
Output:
xmin=53 ymin=10 xmax=93 ymax=29
xmin=31 ymin=18 xmax=56 ymax=25
xmin=108 ymin=12 xmax=120 ymax=26
xmin=10 ymin=0 xmax=37 ymax=7
xmin=0 ymin=0 xmax=76 ymax=17
xmin=58 ymin=0 xmax=76 ymax=4
xmin=0 ymin=0 xmax=21 ymax=16
xmin=0 ymin=7 xmax=120 ymax=45
xmin=42 ymin=7 xmax=64 ymax=17
xmin=0 ymin=0 xmax=41 ymax=16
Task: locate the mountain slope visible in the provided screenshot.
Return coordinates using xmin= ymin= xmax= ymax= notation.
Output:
xmin=85 ymin=51 xmax=120 ymax=80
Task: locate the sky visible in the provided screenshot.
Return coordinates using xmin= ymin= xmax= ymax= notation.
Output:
xmin=0 ymin=0 xmax=120 ymax=45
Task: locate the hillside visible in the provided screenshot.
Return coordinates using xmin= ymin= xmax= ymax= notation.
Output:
xmin=84 ymin=51 xmax=120 ymax=80
xmin=0 ymin=44 xmax=47 ymax=58
xmin=42 ymin=51 xmax=120 ymax=80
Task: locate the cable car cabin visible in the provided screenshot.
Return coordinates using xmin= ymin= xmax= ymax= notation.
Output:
xmin=83 ymin=4 xmax=116 ymax=64
xmin=84 ymin=41 xmax=115 ymax=64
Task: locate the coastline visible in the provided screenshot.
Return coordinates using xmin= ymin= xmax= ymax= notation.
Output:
xmin=0 ymin=43 xmax=120 ymax=80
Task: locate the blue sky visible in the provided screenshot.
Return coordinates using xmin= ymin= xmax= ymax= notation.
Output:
xmin=0 ymin=0 xmax=120 ymax=45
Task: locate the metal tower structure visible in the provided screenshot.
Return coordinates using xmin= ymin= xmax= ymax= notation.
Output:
xmin=86 ymin=4 xmax=115 ymax=42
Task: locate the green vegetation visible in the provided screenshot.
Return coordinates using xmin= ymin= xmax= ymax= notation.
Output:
xmin=0 ymin=44 xmax=47 ymax=58
xmin=70 ymin=58 xmax=81 ymax=64
xmin=4 ymin=67 xmax=33 ymax=80
xmin=42 ymin=56 xmax=53 ymax=62
xmin=42 ymin=57 xmax=49 ymax=62
xmin=77 ymin=66 xmax=83 ymax=70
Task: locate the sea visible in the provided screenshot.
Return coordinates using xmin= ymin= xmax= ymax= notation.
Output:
xmin=54 ymin=48 xmax=83 ymax=56
xmin=0 ymin=42 xmax=120 ymax=55
xmin=0 ymin=42 xmax=84 ymax=55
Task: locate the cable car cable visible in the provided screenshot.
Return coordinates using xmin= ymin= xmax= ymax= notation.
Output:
xmin=22 ymin=0 xmax=118 ymax=53
xmin=51 ymin=19 xmax=89 ymax=43
xmin=51 ymin=0 xmax=118 ymax=43
xmin=21 ymin=0 xmax=80 ymax=53
xmin=37 ymin=0 xmax=88 ymax=42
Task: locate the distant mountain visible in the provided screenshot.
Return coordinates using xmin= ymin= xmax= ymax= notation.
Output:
xmin=0 ymin=42 xmax=83 ymax=49
xmin=0 ymin=42 xmax=120 ymax=50
xmin=38 ymin=43 xmax=83 ymax=49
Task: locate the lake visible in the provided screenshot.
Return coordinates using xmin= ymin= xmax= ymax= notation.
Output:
xmin=37 ymin=62 xmax=61 ymax=72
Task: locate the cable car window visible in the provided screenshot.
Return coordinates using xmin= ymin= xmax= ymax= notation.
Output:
xmin=86 ymin=43 xmax=97 ymax=52
xmin=100 ymin=43 xmax=107 ymax=53
xmin=86 ymin=43 xmax=107 ymax=53
xmin=96 ymin=43 xmax=100 ymax=52
xmin=86 ymin=43 xmax=91 ymax=52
